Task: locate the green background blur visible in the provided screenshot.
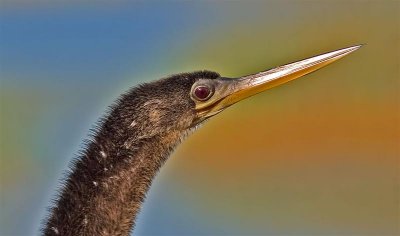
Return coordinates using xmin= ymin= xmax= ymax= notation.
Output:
xmin=0 ymin=1 xmax=399 ymax=235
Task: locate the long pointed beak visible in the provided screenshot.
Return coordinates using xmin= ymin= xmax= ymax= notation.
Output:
xmin=195 ymin=45 xmax=362 ymax=119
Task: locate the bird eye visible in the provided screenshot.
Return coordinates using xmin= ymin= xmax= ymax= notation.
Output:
xmin=192 ymin=85 xmax=213 ymax=101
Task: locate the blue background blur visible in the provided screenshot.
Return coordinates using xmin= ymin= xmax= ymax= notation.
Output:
xmin=1 ymin=1 xmax=399 ymax=235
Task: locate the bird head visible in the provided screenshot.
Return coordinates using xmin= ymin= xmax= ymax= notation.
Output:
xmin=122 ymin=46 xmax=360 ymax=137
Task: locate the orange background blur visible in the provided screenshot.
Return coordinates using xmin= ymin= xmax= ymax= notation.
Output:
xmin=1 ymin=1 xmax=399 ymax=235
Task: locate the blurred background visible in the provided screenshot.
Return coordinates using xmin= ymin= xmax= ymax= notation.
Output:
xmin=0 ymin=1 xmax=399 ymax=235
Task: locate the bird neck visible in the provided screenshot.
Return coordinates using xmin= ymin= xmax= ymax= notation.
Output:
xmin=43 ymin=119 xmax=185 ymax=235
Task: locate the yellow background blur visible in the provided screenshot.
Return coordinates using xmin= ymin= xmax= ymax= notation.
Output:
xmin=1 ymin=1 xmax=399 ymax=235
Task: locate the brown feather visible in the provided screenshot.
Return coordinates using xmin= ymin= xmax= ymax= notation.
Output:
xmin=42 ymin=71 xmax=220 ymax=235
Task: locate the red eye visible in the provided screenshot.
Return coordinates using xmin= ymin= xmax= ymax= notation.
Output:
xmin=193 ymin=85 xmax=212 ymax=101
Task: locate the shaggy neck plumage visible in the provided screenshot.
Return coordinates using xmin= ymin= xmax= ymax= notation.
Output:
xmin=42 ymin=72 xmax=218 ymax=236
xmin=43 ymin=93 xmax=190 ymax=236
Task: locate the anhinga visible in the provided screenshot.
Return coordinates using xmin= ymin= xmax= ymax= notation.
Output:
xmin=42 ymin=45 xmax=360 ymax=235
